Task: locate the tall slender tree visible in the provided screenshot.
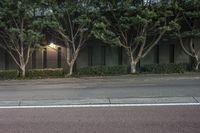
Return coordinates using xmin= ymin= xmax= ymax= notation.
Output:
xmin=175 ymin=0 xmax=200 ymax=70
xmin=93 ymin=0 xmax=177 ymax=73
xmin=0 ymin=0 xmax=46 ymax=78
xmin=47 ymin=0 xmax=98 ymax=76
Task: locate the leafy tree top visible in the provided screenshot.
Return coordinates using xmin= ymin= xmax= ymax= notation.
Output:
xmin=45 ymin=0 xmax=99 ymax=48
xmin=92 ymin=0 xmax=177 ymax=47
xmin=0 ymin=0 xmax=47 ymax=47
xmin=175 ymin=0 xmax=200 ymax=38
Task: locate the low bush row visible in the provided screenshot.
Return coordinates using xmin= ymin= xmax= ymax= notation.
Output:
xmin=0 ymin=65 xmax=128 ymax=80
xmin=27 ymin=68 xmax=64 ymax=79
xmin=0 ymin=69 xmax=64 ymax=80
xmin=0 ymin=63 xmax=195 ymax=80
xmin=142 ymin=63 xmax=189 ymax=74
xmin=0 ymin=70 xmax=19 ymax=80
xmin=76 ymin=65 xmax=128 ymax=76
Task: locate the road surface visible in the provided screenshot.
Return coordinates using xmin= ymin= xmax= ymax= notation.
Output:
xmin=0 ymin=105 xmax=199 ymax=133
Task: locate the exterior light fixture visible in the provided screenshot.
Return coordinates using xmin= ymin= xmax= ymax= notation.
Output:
xmin=49 ymin=42 xmax=57 ymax=49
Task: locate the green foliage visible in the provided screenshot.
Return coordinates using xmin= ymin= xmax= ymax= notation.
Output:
xmin=142 ymin=63 xmax=189 ymax=74
xmin=168 ymin=20 xmax=181 ymax=31
xmin=134 ymin=36 xmax=146 ymax=44
xmin=0 ymin=0 xmax=52 ymax=77
xmin=48 ymin=0 xmax=96 ymax=37
xmin=92 ymin=20 xmax=121 ymax=46
xmin=0 ymin=70 xmax=19 ymax=80
xmin=0 ymin=0 xmax=46 ymax=45
xmin=93 ymin=0 xmax=177 ymax=47
xmin=27 ymin=68 xmax=64 ymax=79
xmin=179 ymin=30 xmax=200 ymax=38
xmin=174 ymin=0 xmax=200 ymax=38
xmin=0 ymin=69 xmax=65 ymax=80
xmin=76 ymin=65 xmax=128 ymax=76
xmin=92 ymin=0 xmax=178 ymax=74
xmin=46 ymin=0 xmax=100 ymax=76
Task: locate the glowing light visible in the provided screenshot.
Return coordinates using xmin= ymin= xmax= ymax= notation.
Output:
xmin=49 ymin=42 xmax=57 ymax=49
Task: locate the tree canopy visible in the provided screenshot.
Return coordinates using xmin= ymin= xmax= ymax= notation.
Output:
xmin=45 ymin=0 xmax=99 ymax=76
xmin=174 ymin=0 xmax=200 ymax=70
xmin=0 ymin=0 xmax=48 ymax=77
xmin=92 ymin=0 xmax=178 ymax=73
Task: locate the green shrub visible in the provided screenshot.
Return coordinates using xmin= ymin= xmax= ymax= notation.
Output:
xmin=27 ymin=68 xmax=64 ymax=78
xmin=142 ymin=63 xmax=189 ymax=74
xmin=76 ymin=65 xmax=128 ymax=76
xmin=0 ymin=70 xmax=19 ymax=80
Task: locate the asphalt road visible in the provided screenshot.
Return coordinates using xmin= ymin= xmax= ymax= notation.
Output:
xmin=0 ymin=105 xmax=199 ymax=133
xmin=0 ymin=75 xmax=200 ymax=101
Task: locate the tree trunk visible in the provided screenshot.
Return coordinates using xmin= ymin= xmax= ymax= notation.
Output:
xmin=19 ymin=65 xmax=26 ymax=78
xmin=67 ymin=63 xmax=74 ymax=77
xmin=66 ymin=49 xmax=80 ymax=77
xmin=130 ymin=60 xmax=137 ymax=74
xmin=127 ymin=50 xmax=138 ymax=74
xmin=195 ymin=63 xmax=199 ymax=71
xmin=194 ymin=57 xmax=199 ymax=71
xmin=66 ymin=59 xmax=76 ymax=77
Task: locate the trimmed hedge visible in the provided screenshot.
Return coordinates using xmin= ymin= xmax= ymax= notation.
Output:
xmin=0 ymin=70 xmax=19 ymax=80
xmin=27 ymin=68 xmax=64 ymax=78
xmin=76 ymin=65 xmax=128 ymax=76
xmin=0 ymin=63 xmax=194 ymax=80
xmin=142 ymin=63 xmax=189 ymax=74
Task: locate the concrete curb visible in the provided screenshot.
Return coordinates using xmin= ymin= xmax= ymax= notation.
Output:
xmin=0 ymin=97 xmax=199 ymax=107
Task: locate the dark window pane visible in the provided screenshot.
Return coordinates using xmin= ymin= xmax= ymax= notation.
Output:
xmin=155 ymin=45 xmax=159 ymax=64
xmin=88 ymin=46 xmax=93 ymax=66
xmin=169 ymin=44 xmax=175 ymax=63
xmin=5 ymin=51 xmax=9 ymax=70
xmin=57 ymin=47 xmax=62 ymax=68
xmin=101 ymin=46 xmax=106 ymax=65
xmin=32 ymin=51 xmax=36 ymax=69
xmin=118 ymin=47 xmax=123 ymax=65
xmin=43 ymin=48 xmax=47 ymax=68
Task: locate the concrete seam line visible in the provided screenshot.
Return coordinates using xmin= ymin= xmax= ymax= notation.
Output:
xmin=193 ymin=97 xmax=199 ymax=103
xmin=18 ymin=100 xmax=21 ymax=106
xmin=0 ymin=103 xmax=199 ymax=109
xmin=107 ymin=97 xmax=111 ymax=104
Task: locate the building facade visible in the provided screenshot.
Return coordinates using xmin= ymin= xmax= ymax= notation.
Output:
xmin=0 ymin=39 xmax=195 ymax=71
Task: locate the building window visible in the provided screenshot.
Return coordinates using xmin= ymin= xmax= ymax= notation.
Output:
xmin=43 ymin=48 xmax=47 ymax=68
xmin=155 ymin=45 xmax=159 ymax=64
xmin=4 ymin=51 xmax=9 ymax=70
xmin=118 ymin=47 xmax=123 ymax=65
xmin=101 ymin=46 xmax=106 ymax=65
xmin=169 ymin=44 xmax=175 ymax=63
xmin=57 ymin=47 xmax=62 ymax=68
xmin=32 ymin=51 xmax=36 ymax=69
xmin=88 ymin=46 xmax=93 ymax=66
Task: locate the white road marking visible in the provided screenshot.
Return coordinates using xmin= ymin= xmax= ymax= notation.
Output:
xmin=0 ymin=103 xmax=199 ymax=109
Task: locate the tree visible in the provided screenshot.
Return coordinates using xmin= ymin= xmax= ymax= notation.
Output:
xmin=175 ymin=0 xmax=200 ymax=70
xmin=93 ymin=0 xmax=177 ymax=73
xmin=0 ymin=0 xmax=45 ymax=78
xmin=47 ymin=0 xmax=97 ymax=76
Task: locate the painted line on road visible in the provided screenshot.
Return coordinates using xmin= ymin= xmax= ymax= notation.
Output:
xmin=0 ymin=103 xmax=199 ymax=109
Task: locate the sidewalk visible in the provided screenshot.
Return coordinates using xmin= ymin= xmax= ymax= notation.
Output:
xmin=0 ymin=97 xmax=199 ymax=107
xmin=0 ymin=74 xmax=200 ymax=107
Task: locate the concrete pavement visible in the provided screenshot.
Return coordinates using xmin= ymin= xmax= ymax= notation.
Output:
xmin=0 ymin=97 xmax=200 ymax=107
xmin=0 ymin=74 xmax=200 ymax=106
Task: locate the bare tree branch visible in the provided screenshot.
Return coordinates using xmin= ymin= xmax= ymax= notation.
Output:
xmin=142 ymin=30 xmax=166 ymax=58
